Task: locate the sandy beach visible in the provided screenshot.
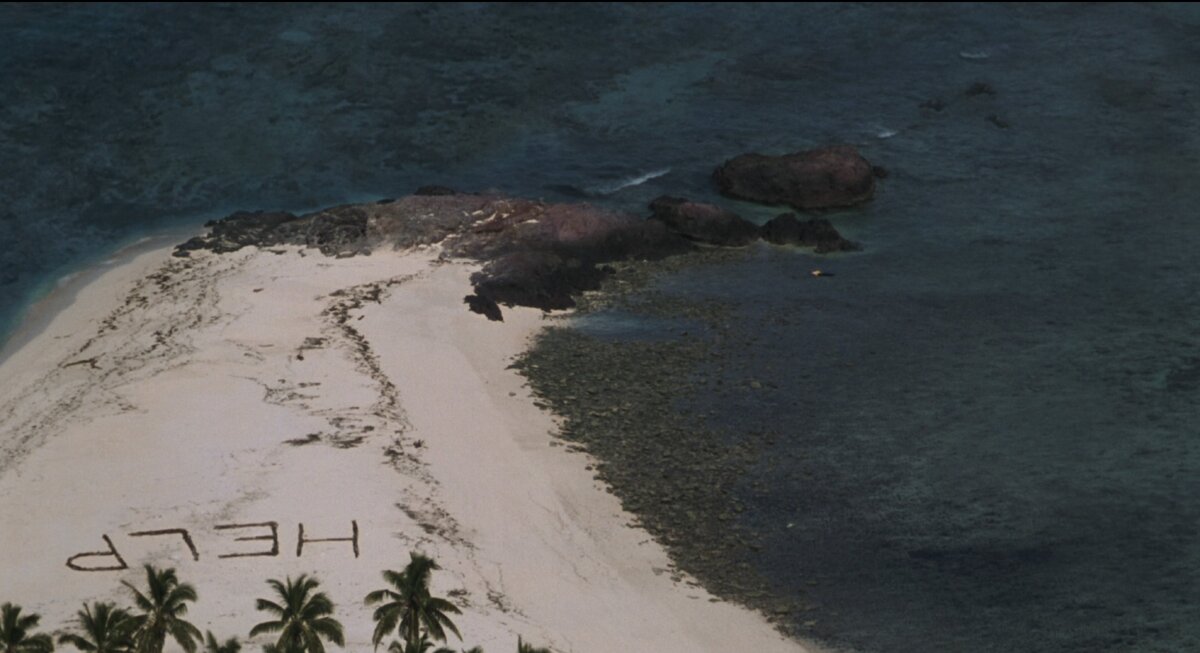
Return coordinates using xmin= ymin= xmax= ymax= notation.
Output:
xmin=0 ymin=240 xmax=811 ymax=652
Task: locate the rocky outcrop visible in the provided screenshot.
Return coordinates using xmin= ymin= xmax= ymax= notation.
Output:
xmin=173 ymin=210 xmax=300 ymax=255
xmin=465 ymin=251 xmax=614 ymax=320
xmin=174 ymin=183 xmax=862 ymax=321
xmin=760 ymin=214 xmax=860 ymax=253
xmin=286 ymin=205 xmax=370 ymax=257
xmin=413 ymin=185 xmax=458 ymax=196
xmin=647 ymin=196 xmax=760 ymax=247
xmin=712 ymin=145 xmax=876 ymax=210
xmin=175 ymin=193 xmax=691 ymax=321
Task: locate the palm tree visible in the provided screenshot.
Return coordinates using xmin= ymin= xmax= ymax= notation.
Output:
xmin=57 ymin=603 xmax=134 ymax=653
xmin=365 ymin=553 xmax=461 ymax=649
xmin=201 ymin=633 xmax=240 ymax=653
xmin=516 ymin=638 xmax=550 ymax=653
xmin=384 ymin=639 xmax=454 ymax=653
xmin=0 ymin=604 xmax=53 ymax=653
xmin=122 ymin=565 xmax=203 ymax=653
xmin=250 ymin=575 xmax=344 ymax=653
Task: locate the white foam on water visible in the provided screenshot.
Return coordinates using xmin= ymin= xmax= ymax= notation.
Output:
xmin=960 ymin=43 xmax=1009 ymax=60
xmin=871 ymin=124 xmax=899 ymax=139
xmin=592 ymin=168 xmax=671 ymax=195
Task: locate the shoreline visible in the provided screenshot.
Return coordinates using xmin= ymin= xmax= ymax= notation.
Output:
xmin=0 ymin=231 xmax=818 ymax=652
xmin=0 ymin=225 xmax=202 ymax=369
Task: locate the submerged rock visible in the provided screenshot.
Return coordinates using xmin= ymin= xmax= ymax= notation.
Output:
xmin=413 ymin=185 xmax=459 ymax=196
xmin=760 ymin=213 xmax=860 ymax=253
xmin=965 ymin=81 xmax=997 ymax=97
xmin=648 ymin=196 xmax=760 ymax=247
xmin=712 ymin=144 xmax=876 ymax=210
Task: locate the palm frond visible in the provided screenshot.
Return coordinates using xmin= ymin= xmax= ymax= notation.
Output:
xmin=298 ymin=594 xmax=333 ymax=620
xmin=309 ymin=619 xmax=344 ymax=647
xmin=21 ymin=632 xmax=55 ymax=653
xmin=253 ymin=600 xmax=285 ymax=617
xmin=265 ymin=579 xmax=287 ymax=600
xmin=253 ymin=575 xmax=343 ymax=653
xmin=121 ymin=582 xmax=154 ymax=613
xmin=381 ymin=570 xmax=406 ymax=588
xmin=370 ymin=608 xmax=400 ymax=649
xmin=516 ymin=636 xmax=552 ymax=653
xmin=17 ymin=611 xmax=41 ymax=630
xmin=431 ymin=611 xmax=461 ymax=641
xmin=300 ymin=629 xmax=324 ymax=653
xmin=247 ymin=622 xmax=284 ymax=638
xmin=0 ymin=604 xmax=55 ymax=653
xmin=169 ymin=620 xmax=202 ymax=653
xmin=167 ymin=584 xmax=199 ymax=608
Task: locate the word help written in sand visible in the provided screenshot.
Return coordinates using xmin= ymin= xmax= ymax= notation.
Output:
xmin=66 ymin=521 xmax=360 ymax=571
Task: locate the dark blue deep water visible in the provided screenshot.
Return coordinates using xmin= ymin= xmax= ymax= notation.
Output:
xmin=3 ymin=4 xmax=1199 ymax=651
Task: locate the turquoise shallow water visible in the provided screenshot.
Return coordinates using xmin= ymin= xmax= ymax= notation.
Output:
xmin=2 ymin=4 xmax=1199 ymax=651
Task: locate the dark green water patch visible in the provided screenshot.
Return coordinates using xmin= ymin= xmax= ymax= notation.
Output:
xmin=512 ymin=251 xmax=816 ymax=639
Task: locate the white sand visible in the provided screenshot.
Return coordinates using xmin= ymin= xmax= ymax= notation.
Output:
xmin=0 ymin=243 xmax=814 ymax=653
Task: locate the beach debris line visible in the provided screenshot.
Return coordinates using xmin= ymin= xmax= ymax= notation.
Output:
xmin=65 ymin=521 xmax=360 ymax=571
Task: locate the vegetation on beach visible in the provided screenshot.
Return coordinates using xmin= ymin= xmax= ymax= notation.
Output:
xmin=57 ymin=603 xmax=134 ymax=653
xmin=122 ymin=565 xmax=203 ymax=653
xmin=365 ymin=553 xmax=461 ymax=650
xmin=200 ymin=632 xmax=239 ymax=653
xmin=9 ymin=552 xmax=551 ymax=653
xmin=250 ymin=575 xmax=343 ymax=653
xmin=1 ymin=603 xmax=54 ymax=653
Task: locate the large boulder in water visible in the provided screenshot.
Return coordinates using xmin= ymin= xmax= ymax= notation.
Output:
xmin=760 ymin=213 xmax=860 ymax=253
xmin=712 ymin=145 xmax=876 ymax=210
xmin=647 ymin=196 xmax=759 ymax=247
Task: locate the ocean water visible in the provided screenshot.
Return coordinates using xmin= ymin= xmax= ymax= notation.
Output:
xmin=3 ymin=4 xmax=1200 ymax=651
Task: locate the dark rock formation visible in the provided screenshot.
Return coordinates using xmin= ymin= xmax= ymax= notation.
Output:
xmin=760 ymin=213 xmax=860 ymax=253
xmin=175 ymin=193 xmax=691 ymax=320
xmin=965 ymin=81 xmax=996 ymax=97
xmin=647 ymin=196 xmax=759 ymax=247
xmin=413 ymin=185 xmax=458 ymax=196
xmin=447 ymin=197 xmax=689 ymax=262
xmin=467 ymin=251 xmax=613 ymax=320
xmin=289 ymin=205 xmax=370 ymax=257
xmin=920 ymin=98 xmax=947 ymax=111
xmin=175 ymin=175 xmax=869 ymax=320
xmin=712 ymin=145 xmax=876 ymax=210
xmin=463 ymin=293 xmax=503 ymax=322
xmin=986 ymin=114 xmax=1011 ymax=129
xmin=173 ymin=210 xmax=299 ymax=256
